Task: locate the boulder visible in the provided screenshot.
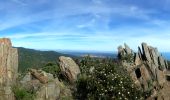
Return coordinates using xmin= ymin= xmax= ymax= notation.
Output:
xmin=30 ymin=69 xmax=48 ymax=84
xmin=59 ymin=56 xmax=80 ymax=83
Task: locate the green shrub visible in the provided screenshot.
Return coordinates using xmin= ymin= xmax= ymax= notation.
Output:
xmin=12 ymin=85 xmax=35 ymax=100
xmin=75 ymin=57 xmax=143 ymax=100
xmin=121 ymin=54 xmax=134 ymax=63
xmin=42 ymin=62 xmax=61 ymax=78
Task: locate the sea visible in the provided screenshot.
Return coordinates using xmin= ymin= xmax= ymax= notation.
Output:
xmin=162 ymin=52 xmax=170 ymax=60
xmin=59 ymin=50 xmax=170 ymax=61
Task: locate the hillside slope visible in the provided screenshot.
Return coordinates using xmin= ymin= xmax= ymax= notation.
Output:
xmin=17 ymin=47 xmax=74 ymax=72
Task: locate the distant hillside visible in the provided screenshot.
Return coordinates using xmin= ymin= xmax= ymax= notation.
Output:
xmin=17 ymin=47 xmax=74 ymax=72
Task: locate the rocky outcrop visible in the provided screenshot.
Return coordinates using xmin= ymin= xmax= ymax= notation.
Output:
xmin=0 ymin=38 xmax=18 ymax=100
xmin=118 ymin=43 xmax=168 ymax=99
xmin=59 ymin=56 xmax=80 ymax=83
xmin=21 ymin=68 xmax=74 ymax=100
xmin=21 ymin=69 xmax=60 ymax=100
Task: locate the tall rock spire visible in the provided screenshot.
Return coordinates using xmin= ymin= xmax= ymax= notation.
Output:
xmin=0 ymin=38 xmax=18 ymax=100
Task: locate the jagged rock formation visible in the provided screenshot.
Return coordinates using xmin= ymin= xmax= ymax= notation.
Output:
xmin=118 ymin=43 xmax=168 ymax=99
xmin=0 ymin=38 xmax=18 ymax=100
xmin=59 ymin=56 xmax=80 ymax=83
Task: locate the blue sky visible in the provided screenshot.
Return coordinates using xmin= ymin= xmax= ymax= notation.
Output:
xmin=0 ymin=0 xmax=170 ymax=52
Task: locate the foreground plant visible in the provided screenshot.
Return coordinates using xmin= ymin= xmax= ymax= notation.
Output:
xmin=75 ymin=56 xmax=143 ymax=100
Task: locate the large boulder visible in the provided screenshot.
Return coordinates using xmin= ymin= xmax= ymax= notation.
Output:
xmin=59 ymin=56 xmax=80 ymax=83
xmin=0 ymin=38 xmax=18 ymax=100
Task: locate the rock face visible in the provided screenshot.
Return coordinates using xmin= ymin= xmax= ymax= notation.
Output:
xmin=59 ymin=56 xmax=80 ymax=83
xmin=21 ymin=69 xmax=60 ymax=100
xmin=0 ymin=38 xmax=18 ymax=100
xmin=118 ymin=43 xmax=168 ymax=99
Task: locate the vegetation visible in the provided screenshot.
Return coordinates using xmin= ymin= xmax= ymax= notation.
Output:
xmin=74 ymin=56 xmax=143 ymax=100
xmin=18 ymin=47 xmax=74 ymax=72
xmin=41 ymin=62 xmax=61 ymax=78
xmin=12 ymin=85 xmax=35 ymax=100
xmin=120 ymin=53 xmax=134 ymax=63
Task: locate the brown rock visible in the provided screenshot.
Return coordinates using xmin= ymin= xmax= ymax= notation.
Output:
xmin=156 ymin=68 xmax=165 ymax=87
xmin=0 ymin=38 xmax=12 ymax=46
xmin=59 ymin=56 xmax=80 ymax=83
xmin=0 ymin=38 xmax=18 ymax=100
xmin=134 ymin=53 xmax=141 ymax=65
xmin=117 ymin=42 xmax=169 ymax=95
xmin=140 ymin=64 xmax=151 ymax=81
xmin=30 ymin=69 xmax=48 ymax=84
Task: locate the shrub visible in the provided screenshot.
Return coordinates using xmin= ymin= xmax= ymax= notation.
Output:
xmin=42 ymin=62 xmax=61 ymax=78
xmin=75 ymin=57 xmax=143 ymax=100
xmin=12 ymin=85 xmax=35 ymax=100
xmin=121 ymin=54 xmax=134 ymax=63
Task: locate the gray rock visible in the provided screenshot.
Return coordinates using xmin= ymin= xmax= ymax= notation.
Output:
xmin=124 ymin=43 xmax=132 ymax=54
xmin=59 ymin=56 xmax=80 ymax=83
xmin=35 ymin=81 xmax=60 ymax=100
xmin=118 ymin=45 xmax=123 ymax=54
xmin=20 ymin=72 xmax=32 ymax=84
xmin=158 ymin=56 xmax=166 ymax=70
xmin=142 ymin=42 xmax=152 ymax=62
xmin=150 ymin=48 xmax=159 ymax=67
xmin=138 ymin=46 xmax=143 ymax=60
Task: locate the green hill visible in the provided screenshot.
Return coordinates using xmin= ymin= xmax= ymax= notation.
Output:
xmin=17 ymin=47 xmax=74 ymax=72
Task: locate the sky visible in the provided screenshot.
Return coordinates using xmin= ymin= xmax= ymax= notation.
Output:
xmin=0 ymin=0 xmax=170 ymax=52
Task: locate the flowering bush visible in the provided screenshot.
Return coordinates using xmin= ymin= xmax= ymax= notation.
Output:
xmin=75 ymin=56 xmax=143 ymax=100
